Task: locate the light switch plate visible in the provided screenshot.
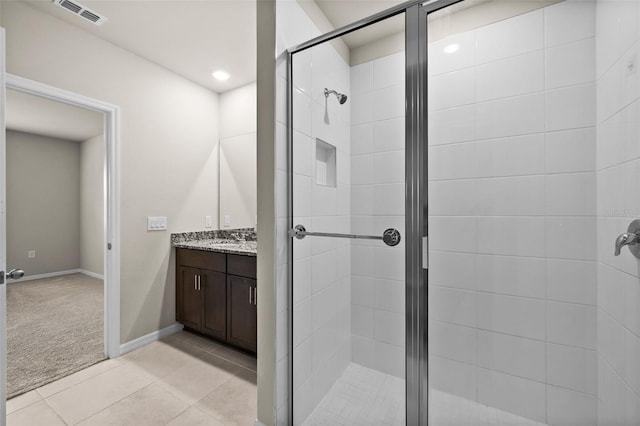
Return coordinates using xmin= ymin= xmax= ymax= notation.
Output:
xmin=205 ymin=216 xmax=213 ymax=228
xmin=147 ymin=216 xmax=167 ymax=231
xmin=224 ymin=215 xmax=231 ymax=228
xmin=28 ymin=250 xmax=35 ymax=259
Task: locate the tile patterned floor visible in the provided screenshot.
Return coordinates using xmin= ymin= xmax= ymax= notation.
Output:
xmin=301 ymin=363 xmax=547 ymax=426
xmin=6 ymin=333 xmax=548 ymax=426
xmin=429 ymin=390 xmax=547 ymax=426
xmin=303 ymin=364 xmax=405 ymax=426
xmin=6 ymin=331 xmax=257 ymax=426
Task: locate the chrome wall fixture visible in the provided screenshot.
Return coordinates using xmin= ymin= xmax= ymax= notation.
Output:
xmin=615 ymin=219 xmax=640 ymax=258
xmin=323 ymin=88 xmax=348 ymax=104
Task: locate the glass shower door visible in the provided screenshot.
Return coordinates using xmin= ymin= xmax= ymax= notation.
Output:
xmin=289 ymin=12 xmax=407 ymax=425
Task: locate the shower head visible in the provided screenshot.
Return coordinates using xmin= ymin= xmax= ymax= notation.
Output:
xmin=324 ymin=88 xmax=348 ymax=104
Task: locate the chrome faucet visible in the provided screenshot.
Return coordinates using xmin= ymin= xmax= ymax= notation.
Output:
xmin=615 ymin=232 xmax=640 ymax=256
xmin=615 ymin=219 xmax=640 ymax=258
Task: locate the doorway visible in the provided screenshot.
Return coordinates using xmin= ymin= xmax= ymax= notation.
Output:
xmin=3 ymin=73 xmax=121 ymax=406
xmin=5 ymin=87 xmax=105 ymax=398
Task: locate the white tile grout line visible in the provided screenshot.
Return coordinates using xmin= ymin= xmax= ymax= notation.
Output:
xmin=71 ymin=382 xmax=156 ymax=425
xmin=34 ymin=360 xmax=126 ymax=400
xmin=171 ymin=332 xmax=257 ymax=373
xmin=42 ymin=397 xmax=69 ymax=426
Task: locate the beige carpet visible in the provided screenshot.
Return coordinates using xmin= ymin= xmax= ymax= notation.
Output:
xmin=7 ymin=273 xmax=105 ymax=398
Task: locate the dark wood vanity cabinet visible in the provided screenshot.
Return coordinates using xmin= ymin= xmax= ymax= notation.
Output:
xmin=177 ymin=266 xmax=203 ymax=331
xmin=201 ymin=269 xmax=227 ymax=340
xmin=227 ymin=275 xmax=257 ymax=352
xmin=176 ymin=248 xmax=257 ymax=354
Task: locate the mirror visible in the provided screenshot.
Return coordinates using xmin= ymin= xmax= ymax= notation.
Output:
xmin=219 ymin=83 xmax=257 ymax=229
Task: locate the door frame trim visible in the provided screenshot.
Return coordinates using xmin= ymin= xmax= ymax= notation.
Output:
xmin=6 ymin=73 xmax=121 ymax=359
xmin=1 ymin=28 xmax=7 ymax=424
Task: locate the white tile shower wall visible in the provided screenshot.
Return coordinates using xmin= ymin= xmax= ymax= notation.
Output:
xmin=290 ymin=34 xmax=352 ymax=425
xmin=428 ymin=2 xmax=598 ymax=424
xmin=275 ymin=2 xmax=326 ymax=424
xmin=349 ymin=51 xmax=406 ymax=380
xmin=595 ymin=1 xmax=640 ymax=424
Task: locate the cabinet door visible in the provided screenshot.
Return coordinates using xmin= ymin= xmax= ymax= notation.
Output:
xmin=177 ymin=266 xmax=202 ymax=331
xmin=227 ymin=254 xmax=256 ymax=279
xmin=201 ymin=269 xmax=227 ymax=341
xmin=226 ymin=275 xmax=257 ymax=353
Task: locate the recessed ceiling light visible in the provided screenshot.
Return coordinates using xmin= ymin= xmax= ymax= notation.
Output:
xmin=212 ymin=70 xmax=230 ymax=81
xmin=443 ymin=43 xmax=460 ymax=54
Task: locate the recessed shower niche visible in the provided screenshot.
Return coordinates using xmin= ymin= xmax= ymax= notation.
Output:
xmin=315 ymin=138 xmax=336 ymax=187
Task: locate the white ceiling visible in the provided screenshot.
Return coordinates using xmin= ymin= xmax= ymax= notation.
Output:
xmin=314 ymin=0 xmax=405 ymax=49
xmin=19 ymin=0 xmax=398 ymax=93
xmin=312 ymin=0 xmax=557 ymax=51
xmin=7 ymin=89 xmax=104 ymax=142
xmin=10 ymin=0 xmax=552 ymax=95
xmin=23 ymin=0 xmax=257 ymax=94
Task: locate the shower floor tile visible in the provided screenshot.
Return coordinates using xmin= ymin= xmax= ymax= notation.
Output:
xmin=429 ymin=390 xmax=548 ymax=426
xmin=302 ymin=363 xmax=548 ymax=426
xmin=303 ymin=363 xmax=405 ymax=426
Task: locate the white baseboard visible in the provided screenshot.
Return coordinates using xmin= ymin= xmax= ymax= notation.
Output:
xmin=79 ymin=269 xmax=104 ymax=280
xmin=119 ymin=323 xmax=184 ymax=356
xmin=9 ymin=269 xmax=81 ymax=283
xmin=8 ymin=268 xmax=105 ymax=283
xmin=254 ymin=421 xmax=266 ymax=426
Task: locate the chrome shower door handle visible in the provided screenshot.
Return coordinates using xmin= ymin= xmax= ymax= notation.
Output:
xmin=289 ymin=224 xmax=401 ymax=247
xmin=615 ymin=219 xmax=640 ymax=258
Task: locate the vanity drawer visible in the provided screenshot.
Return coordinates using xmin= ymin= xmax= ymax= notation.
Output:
xmin=177 ymin=248 xmax=226 ymax=273
xmin=227 ymin=254 xmax=256 ymax=279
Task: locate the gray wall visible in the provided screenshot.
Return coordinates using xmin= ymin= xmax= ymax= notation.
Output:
xmin=256 ymin=0 xmax=276 ymax=423
xmin=2 ymin=1 xmax=221 ymax=343
xmin=6 ymin=130 xmax=81 ymax=277
xmin=80 ymin=134 xmax=104 ymax=276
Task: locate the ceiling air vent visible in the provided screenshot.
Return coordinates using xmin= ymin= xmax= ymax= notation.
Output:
xmin=51 ymin=0 xmax=108 ymax=26
xmin=60 ymin=0 xmax=81 ymax=13
xmin=80 ymin=10 xmax=100 ymax=23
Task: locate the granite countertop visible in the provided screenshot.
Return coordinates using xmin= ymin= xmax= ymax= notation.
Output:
xmin=171 ymin=228 xmax=257 ymax=257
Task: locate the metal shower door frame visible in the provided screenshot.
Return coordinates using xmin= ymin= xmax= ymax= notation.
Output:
xmin=286 ymin=0 xmax=463 ymax=424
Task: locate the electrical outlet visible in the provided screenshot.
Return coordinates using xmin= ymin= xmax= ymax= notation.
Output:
xmin=224 ymin=215 xmax=231 ymax=228
xmin=205 ymin=216 xmax=213 ymax=228
xmin=28 ymin=250 xmax=35 ymax=259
